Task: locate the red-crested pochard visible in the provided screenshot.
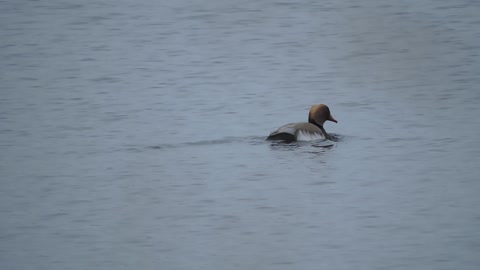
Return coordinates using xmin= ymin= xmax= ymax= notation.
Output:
xmin=267 ymin=104 xmax=337 ymax=142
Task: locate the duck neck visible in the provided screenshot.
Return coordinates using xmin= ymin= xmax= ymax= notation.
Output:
xmin=309 ymin=117 xmax=330 ymax=140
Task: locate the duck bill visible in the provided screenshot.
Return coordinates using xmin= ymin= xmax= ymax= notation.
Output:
xmin=328 ymin=115 xmax=338 ymax=123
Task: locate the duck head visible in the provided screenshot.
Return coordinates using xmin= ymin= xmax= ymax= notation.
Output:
xmin=308 ymin=104 xmax=337 ymax=127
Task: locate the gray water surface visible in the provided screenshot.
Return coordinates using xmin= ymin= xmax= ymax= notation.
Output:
xmin=1 ymin=0 xmax=480 ymax=269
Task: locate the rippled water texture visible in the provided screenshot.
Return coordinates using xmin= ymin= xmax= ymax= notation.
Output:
xmin=1 ymin=0 xmax=480 ymax=269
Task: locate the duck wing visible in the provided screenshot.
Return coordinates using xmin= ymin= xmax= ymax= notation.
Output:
xmin=267 ymin=123 xmax=297 ymax=142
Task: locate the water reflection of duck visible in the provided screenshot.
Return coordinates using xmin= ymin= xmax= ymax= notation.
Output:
xmin=267 ymin=104 xmax=337 ymax=142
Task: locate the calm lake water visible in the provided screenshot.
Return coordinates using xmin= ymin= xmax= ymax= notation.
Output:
xmin=1 ymin=0 xmax=480 ymax=269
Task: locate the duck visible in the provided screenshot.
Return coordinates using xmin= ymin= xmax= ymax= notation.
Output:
xmin=266 ymin=104 xmax=337 ymax=142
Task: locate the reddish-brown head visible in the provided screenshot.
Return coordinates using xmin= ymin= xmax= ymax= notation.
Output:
xmin=308 ymin=104 xmax=337 ymax=126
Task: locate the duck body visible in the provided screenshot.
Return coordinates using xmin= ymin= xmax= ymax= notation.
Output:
xmin=266 ymin=122 xmax=327 ymax=142
xmin=266 ymin=104 xmax=337 ymax=142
